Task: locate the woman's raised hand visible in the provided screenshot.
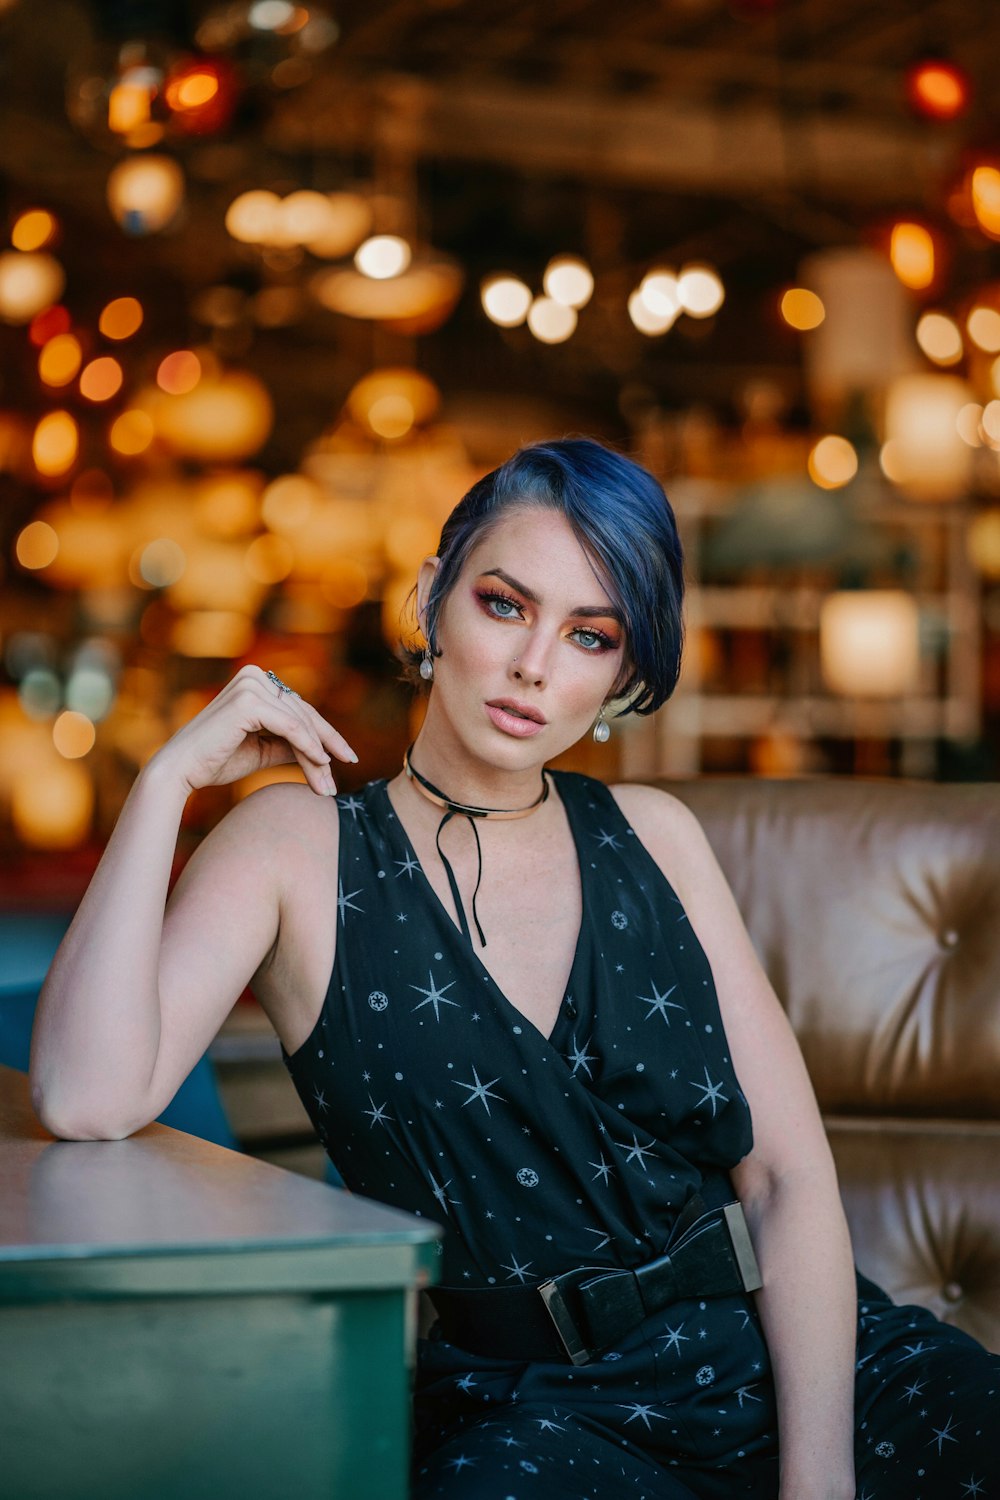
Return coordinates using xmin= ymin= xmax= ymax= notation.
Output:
xmin=147 ymin=664 xmax=358 ymax=799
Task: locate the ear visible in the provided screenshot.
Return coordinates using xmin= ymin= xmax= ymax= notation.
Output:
xmin=415 ymin=554 xmax=441 ymax=633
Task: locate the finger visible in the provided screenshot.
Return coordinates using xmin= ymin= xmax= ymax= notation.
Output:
xmin=294 ymin=698 xmax=359 ymax=764
xmin=254 ymin=700 xmax=338 ymax=795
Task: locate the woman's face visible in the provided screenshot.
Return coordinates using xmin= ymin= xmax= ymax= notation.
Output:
xmin=417 ymin=506 xmax=629 ymax=765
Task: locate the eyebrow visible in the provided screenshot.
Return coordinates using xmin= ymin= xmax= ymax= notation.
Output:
xmin=479 ymin=568 xmax=624 ymax=624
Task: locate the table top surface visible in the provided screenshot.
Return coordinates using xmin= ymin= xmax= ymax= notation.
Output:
xmin=0 ymin=1065 xmax=441 ymax=1264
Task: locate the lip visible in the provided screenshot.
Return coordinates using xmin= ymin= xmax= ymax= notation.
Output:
xmin=485 ymin=700 xmax=547 ymax=737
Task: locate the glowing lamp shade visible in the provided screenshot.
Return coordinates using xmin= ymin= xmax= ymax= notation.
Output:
xmin=107 ymin=155 xmax=185 ymax=235
xmin=543 ymin=255 xmax=593 ymax=310
xmin=312 ymin=261 xmax=463 ymax=332
xmin=527 ymin=296 xmax=576 ymax=343
xmin=800 ymin=248 xmax=915 ymax=411
xmin=0 ymin=251 xmax=66 ymax=324
xmin=883 ymin=374 xmax=972 ymax=500
xmin=820 ymin=592 xmax=920 ymax=698
xmin=481 ymin=275 xmax=531 ymax=328
xmin=148 ymin=370 xmax=273 ymax=460
xmin=11 ymin=759 xmax=94 ymax=849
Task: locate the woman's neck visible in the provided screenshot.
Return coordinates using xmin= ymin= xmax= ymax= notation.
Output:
xmin=399 ymin=712 xmax=549 ymax=814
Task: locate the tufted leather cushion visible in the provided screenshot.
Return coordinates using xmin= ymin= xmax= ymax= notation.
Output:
xmin=660 ymin=778 xmax=1000 ymax=1353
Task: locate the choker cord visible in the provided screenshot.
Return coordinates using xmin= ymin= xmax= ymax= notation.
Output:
xmin=402 ymin=744 xmax=549 ymax=948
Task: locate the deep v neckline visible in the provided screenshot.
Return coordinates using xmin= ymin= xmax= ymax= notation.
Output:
xmin=378 ymin=772 xmax=589 ymax=1047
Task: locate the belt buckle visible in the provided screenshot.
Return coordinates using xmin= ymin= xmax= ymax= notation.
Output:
xmin=722 ymin=1201 xmax=763 ymax=1293
xmin=536 ymin=1274 xmax=595 ymax=1366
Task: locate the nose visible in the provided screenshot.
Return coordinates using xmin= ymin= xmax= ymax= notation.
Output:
xmin=510 ymin=633 xmax=552 ymax=687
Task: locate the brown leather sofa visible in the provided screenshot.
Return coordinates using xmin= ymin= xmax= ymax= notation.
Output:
xmin=665 ymin=776 xmax=1000 ymax=1355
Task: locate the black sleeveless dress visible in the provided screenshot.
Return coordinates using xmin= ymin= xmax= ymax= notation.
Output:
xmin=281 ymin=771 xmax=1000 ymax=1500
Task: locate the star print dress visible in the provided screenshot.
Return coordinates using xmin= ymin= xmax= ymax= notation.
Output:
xmin=281 ymin=770 xmax=1000 ymax=1500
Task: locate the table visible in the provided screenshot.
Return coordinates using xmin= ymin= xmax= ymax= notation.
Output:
xmin=0 ymin=1065 xmax=441 ymax=1500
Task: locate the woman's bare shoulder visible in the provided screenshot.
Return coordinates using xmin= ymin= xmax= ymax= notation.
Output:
xmin=608 ymin=781 xmax=707 ymax=850
xmin=188 ymin=780 xmax=340 ymax=908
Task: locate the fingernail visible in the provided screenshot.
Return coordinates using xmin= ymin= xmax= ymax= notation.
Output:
xmin=347 ymin=750 xmax=359 ymax=763
xmin=323 ymin=771 xmax=337 ymax=794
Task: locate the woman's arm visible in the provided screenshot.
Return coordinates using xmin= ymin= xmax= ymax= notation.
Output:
xmin=612 ymin=784 xmax=857 ymax=1500
xmin=30 ymin=665 xmax=352 ymax=1141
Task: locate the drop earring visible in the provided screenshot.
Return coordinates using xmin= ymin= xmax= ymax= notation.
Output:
xmin=419 ymin=647 xmax=434 ymax=681
xmin=593 ymin=707 xmax=611 ymax=744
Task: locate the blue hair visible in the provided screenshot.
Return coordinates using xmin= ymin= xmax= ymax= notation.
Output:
xmin=403 ymin=437 xmax=684 ymax=716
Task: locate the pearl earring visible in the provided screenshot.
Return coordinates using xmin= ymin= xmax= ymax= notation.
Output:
xmin=419 ymin=648 xmax=434 ymax=681
xmin=593 ymin=707 xmax=611 ymax=744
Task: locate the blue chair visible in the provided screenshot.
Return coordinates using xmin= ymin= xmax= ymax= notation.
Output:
xmin=0 ymin=912 xmax=238 ymax=1150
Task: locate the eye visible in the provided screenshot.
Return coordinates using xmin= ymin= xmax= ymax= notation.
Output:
xmin=572 ymin=626 xmax=616 ymax=653
xmin=477 ymin=588 xmax=524 ymax=620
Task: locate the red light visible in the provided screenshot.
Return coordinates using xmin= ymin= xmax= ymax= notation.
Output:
xmin=905 ymin=59 xmax=971 ymax=121
xmin=28 ymin=305 xmax=71 ymax=348
xmin=163 ymin=56 xmax=237 ymax=136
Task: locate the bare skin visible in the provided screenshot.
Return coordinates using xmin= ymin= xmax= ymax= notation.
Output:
xmin=30 ymin=504 xmax=856 ymax=1500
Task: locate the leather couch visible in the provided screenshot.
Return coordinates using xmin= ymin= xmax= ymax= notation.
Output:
xmin=665 ymin=776 xmax=1000 ymax=1355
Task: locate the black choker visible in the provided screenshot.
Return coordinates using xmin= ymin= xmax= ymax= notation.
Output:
xmin=402 ymin=745 xmax=550 ymax=947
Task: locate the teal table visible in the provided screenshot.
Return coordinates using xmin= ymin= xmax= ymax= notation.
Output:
xmin=0 ymin=1065 xmax=441 ymax=1500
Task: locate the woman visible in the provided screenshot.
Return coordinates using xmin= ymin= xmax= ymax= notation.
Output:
xmin=31 ymin=439 xmax=999 ymax=1499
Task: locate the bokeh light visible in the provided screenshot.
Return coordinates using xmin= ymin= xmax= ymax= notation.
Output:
xmin=967 ymin=306 xmax=1000 ymax=353
xmin=957 ymin=403 xmax=984 ymax=447
xmin=780 ymin=288 xmax=825 ymax=330
xmin=889 ymin=222 xmax=935 ymax=291
xmin=481 ymin=275 xmax=532 ymax=328
xmin=354 ymin=235 xmax=411 ymax=280
xmin=628 ymin=288 xmax=675 ymax=336
xmin=905 ymin=59 xmax=970 ymax=121
xmin=157 ymin=350 xmax=202 ymax=395
xmin=138 ymin=538 xmax=187 ymax=588
xmin=527 ymin=296 xmax=576 ymax=343
xmin=808 ymin=435 xmax=859 ymax=489
xmin=110 ymin=408 xmax=155 ymax=455
xmin=12 ymin=209 xmax=57 ymax=252
xmin=542 ymin=255 xmax=593 ymax=310
xmin=29 ymin=304 xmax=71 ymax=347
xmin=106 ymin=154 xmax=185 ymax=235
xmin=677 ymin=264 xmax=724 ymax=318
xmin=916 ymin=312 xmax=963 ymax=366
xmin=32 ymin=410 xmax=78 ymax=476
xmin=38 ymin=333 xmax=82 ymax=387
xmin=80 ymin=356 xmax=124 ymax=402
xmin=100 ymin=296 xmax=144 ymax=340
xmin=53 ymin=710 xmax=96 ymax=759
xmin=971 ymin=166 xmax=1000 ymax=239
xmin=16 ymin=520 xmax=59 ymax=569
xmin=0 ymin=250 xmax=66 ymax=324
xmin=245 ymin=533 xmax=294 ymax=584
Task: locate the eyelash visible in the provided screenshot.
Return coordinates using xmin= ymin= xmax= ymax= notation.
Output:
xmin=474 ymin=588 xmax=618 ymax=654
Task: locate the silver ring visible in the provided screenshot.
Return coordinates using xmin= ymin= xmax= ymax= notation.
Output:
xmin=266 ymin=669 xmax=294 ymax=695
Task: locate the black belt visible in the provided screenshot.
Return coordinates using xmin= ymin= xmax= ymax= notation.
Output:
xmin=428 ymin=1194 xmax=762 ymax=1367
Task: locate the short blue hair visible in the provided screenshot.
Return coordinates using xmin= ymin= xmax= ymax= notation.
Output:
xmin=404 ymin=437 xmax=684 ymax=716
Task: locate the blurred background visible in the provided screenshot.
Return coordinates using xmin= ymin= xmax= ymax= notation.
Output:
xmin=4 ymin=0 xmax=1000 ymax=897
